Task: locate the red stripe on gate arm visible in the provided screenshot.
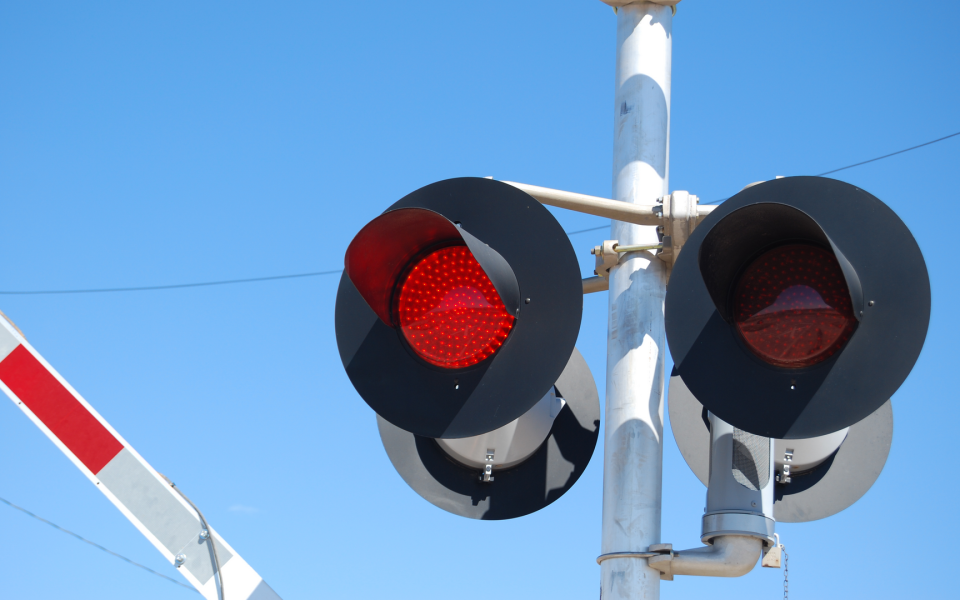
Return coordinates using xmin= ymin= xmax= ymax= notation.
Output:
xmin=0 ymin=346 xmax=123 ymax=474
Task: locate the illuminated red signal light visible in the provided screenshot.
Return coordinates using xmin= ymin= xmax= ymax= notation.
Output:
xmin=733 ymin=244 xmax=857 ymax=368
xmin=336 ymin=178 xmax=584 ymax=440
xmin=396 ymin=245 xmax=515 ymax=368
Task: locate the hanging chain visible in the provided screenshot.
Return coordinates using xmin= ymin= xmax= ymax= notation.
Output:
xmin=782 ymin=544 xmax=789 ymax=600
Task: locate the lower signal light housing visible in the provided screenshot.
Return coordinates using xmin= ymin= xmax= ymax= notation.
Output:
xmin=376 ymin=348 xmax=600 ymax=520
xmin=668 ymin=372 xmax=893 ymax=523
xmin=733 ymin=244 xmax=857 ymax=369
xmin=396 ymin=245 xmax=515 ymax=369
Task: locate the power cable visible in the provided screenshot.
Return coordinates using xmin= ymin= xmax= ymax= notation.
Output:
xmin=702 ymin=129 xmax=960 ymax=204
xmin=0 ymin=226 xmax=608 ymax=296
xmin=0 ymin=270 xmax=343 ymax=296
xmin=564 ymin=224 xmax=609 ymax=236
xmin=0 ymin=495 xmax=199 ymax=594
xmin=2 ymin=129 xmax=956 ymax=296
xmin=815 ymin=130 xmax=960 ymax=176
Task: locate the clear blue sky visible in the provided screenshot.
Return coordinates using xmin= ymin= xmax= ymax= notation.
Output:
xmin=1 ymin=2 xmax=957 ymax=598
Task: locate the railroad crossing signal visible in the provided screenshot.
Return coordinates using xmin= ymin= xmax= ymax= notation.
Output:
xmin=334 ymin=177 xmax=602 ymax=518
xmin=665 ymin=176 xmax=930 ymax=439
xmin=335 ymin=177 xmax=584 ymax=439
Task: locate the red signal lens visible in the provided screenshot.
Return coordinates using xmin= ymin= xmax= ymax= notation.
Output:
xmin=395 ymin=246 xmax=516 ymax=369
xmin=733 ymin=244 xmax=856 ymax=369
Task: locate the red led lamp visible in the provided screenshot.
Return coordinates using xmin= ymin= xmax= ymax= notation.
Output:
xmin=344 ymin=206 xmax=521 ymax=371
xmin=395 ymin=246 xmax=515 ymax=368
xmin=733 ymin=244 xmax=857 ymax=368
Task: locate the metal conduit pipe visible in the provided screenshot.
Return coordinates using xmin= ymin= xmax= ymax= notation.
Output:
xmin=646 ymin=413 xmax=776 ymax=581
xmin=647 ymin=535 xmax=763 ymax=580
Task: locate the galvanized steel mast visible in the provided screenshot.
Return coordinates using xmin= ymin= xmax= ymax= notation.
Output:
xmin=599 ymin=2 xmax=675 ymax=599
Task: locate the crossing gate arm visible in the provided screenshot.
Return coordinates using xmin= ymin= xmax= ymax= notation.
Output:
xmin=0 ymin=316 xmax=282 ymax=600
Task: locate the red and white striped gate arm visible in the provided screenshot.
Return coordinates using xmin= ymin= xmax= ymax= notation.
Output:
xmin=0 ymin=315 xmax=281 ymax=600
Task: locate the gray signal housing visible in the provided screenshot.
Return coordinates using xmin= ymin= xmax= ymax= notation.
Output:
xmin=701 ymin=413 xmax=776 ymax=545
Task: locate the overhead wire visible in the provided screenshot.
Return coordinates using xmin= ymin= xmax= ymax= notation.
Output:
xmin=814 ymin=130 xmax=960 ymax=176
xmin=1 ymin=129 xmax=956 ymax=295
xmin=564 ymin=224 xmax=609 ymax=236
xmin=0 ymin=226 xmax=608 ymax=296
xmin=701 ymin=129 xmax=960 ymax=204
xmin=0 ymin=495 xmax=199 ymax=594
xmin=0 ymin=270 xmax=344 ymax=296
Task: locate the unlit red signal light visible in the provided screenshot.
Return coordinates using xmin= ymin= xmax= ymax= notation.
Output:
xmin=732 ymin=243 xmax=857 ymax=369
xmin=665 ymin=176 xmax=930 ymax=438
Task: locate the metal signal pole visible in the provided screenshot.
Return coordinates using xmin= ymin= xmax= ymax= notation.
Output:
xmin=600 ymin=3 xmax=673 ymax=599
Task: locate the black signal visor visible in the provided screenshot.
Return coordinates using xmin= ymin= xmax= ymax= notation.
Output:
xmin=698 ymin=203 xmax=863 ymax=325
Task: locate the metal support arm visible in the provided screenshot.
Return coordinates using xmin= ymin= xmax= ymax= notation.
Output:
xmin=501 ymin=180 xmax=715 ymax=227
xmin=502 ymin=181 xmax=662 ymax=225
xmin=582 ymin=276 xmax=609 ymax=294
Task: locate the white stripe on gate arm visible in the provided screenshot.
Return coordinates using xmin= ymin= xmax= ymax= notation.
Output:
xmin=0 ymin=317 xmax=282 ymax=600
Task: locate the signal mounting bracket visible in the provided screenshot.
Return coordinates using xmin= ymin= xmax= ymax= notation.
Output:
xmin=591 ymin=240 xmax=620 ymax=279
xmin=657 ymin=191 xmax=701 ymax=266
